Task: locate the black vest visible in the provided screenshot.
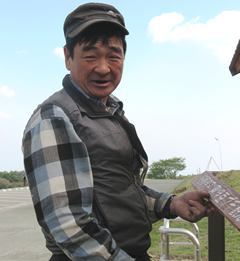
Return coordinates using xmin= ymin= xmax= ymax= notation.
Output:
xmin=42 ymin=75 xmax=152 ymax=256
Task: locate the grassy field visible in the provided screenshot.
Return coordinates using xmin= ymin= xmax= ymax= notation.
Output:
xmin=148 ymin=170 xmax=240 ymax=260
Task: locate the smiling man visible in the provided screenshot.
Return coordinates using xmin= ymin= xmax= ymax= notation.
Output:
xmin=64 ymin=35 xmax=124 ymax=104
xmin=22 ymin=3 xmax=215 ymax=261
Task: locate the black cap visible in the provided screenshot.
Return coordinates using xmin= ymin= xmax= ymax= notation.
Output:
xmin=64 ymin=3 xmax=129 ymax=40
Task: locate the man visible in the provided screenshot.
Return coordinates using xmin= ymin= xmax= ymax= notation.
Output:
xmin=22 ymin=3 xmax=215 ymax=261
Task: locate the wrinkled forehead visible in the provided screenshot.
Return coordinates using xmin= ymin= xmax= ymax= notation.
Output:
xmin=80 ymin=36 xmax=124 ymax=51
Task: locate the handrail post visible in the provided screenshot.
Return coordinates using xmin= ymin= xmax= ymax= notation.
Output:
xmin=208 ymin=211 xmax=225 ymax=261
xmin=159 ymin=218 xmax=201 ymax=261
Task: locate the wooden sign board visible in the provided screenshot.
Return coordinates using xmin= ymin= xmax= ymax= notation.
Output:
xmin=191 ymin=171 xmax=240 ymax=231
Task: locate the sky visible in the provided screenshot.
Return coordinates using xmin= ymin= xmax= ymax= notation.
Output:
xmin=1 ymin=0 xmax=240 ymax=175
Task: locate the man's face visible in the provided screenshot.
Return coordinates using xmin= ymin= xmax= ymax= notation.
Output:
xmin=64 ymin=36 xmax=124 ymax=104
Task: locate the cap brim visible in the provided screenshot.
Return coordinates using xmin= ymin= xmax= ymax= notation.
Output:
xmin=68 ymin=19 xmax=129 ymax=38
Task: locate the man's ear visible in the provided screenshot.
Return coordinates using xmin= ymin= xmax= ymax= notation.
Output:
xmin=64 ymin=46 xmax=72 ymax=71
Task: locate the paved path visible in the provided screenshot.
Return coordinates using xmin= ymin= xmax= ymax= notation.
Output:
xmin=0 ymin=179 xmax=182 ymax=261
xmin=0 ymin=188 xmax=50 ymax=261
xmin=0 ymin=187 xmax=31 ymax=209
xmin=144 ymin=179 xmax=182 ymax=193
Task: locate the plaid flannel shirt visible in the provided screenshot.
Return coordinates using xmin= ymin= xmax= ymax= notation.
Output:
xmin=22 ymin=84 xmax=173 ymax=260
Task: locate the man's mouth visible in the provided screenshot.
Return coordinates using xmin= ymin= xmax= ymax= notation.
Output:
xmin=92 ymin=80 xmax=111 ymax=87
xmin=95 ymin=80 xmax=108 ymax=84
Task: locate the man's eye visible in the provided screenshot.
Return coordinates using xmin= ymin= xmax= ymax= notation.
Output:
xmin=109 ymin=55 xmax=120 ymax=59
xmin=85 ymin=56 xmax=96 ymax=59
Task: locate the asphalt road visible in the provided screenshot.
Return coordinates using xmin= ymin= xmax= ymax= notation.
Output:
xmin=0 ymin=187 xmax=50 ymax=261
xmin=0 ymin=179 xmax=182 ymax=261
xmin=144 ymin=179 xmax=182 ymax=192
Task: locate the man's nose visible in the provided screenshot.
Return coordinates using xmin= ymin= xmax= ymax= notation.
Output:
xmin=94 ymin=58 xmax=110 ymax=74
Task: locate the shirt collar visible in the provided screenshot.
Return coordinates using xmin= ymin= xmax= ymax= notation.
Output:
xmin=69 ymin=75 xmax=120 ymax=115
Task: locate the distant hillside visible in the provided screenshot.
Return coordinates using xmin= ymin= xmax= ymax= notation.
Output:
xmin=172 ymin=170 xmax=240 ymax=195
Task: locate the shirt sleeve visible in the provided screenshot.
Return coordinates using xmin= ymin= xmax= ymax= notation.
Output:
xmin=142 ymin=186 xmax=177 ymax=223
xmin=22 ymin=104 xmax=134 ymax=261
xmin=139 ymin=155 xmax=177 ymax=222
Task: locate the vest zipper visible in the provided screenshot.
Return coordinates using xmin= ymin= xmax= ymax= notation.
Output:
xmin=87 ymin=113 xmax=152 ymax=229
xmin=93 ymin=190 xmax=110 ymax=229
xmin=132 ymin=173 xmax=152 ymax=230
xmin=109 ymin=116 xmax=151 ymax=228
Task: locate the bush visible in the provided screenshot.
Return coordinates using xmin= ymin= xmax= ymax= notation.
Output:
xmin=0 ymin=171 xmax=26 ymax=189
xmin=0 ymin=177 xmax=11 ymax=189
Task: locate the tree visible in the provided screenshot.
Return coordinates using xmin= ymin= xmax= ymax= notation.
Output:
xmin=0 ymin=177 xmax=11 ymax=189
xmin=0 ymin=171 xmax=25 ymax=188
xmin=147 ymin=157 xmax=186 ymax=179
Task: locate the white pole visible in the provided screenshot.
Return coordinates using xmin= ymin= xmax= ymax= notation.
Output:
xmin=215 ymin=138 xmax=223 ymax=171
xmin=219 ymin=140 xmax=223 ymax=171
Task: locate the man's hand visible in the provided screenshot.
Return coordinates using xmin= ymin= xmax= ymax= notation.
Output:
xmin=170 ymin=190 xmax=215 ymax=222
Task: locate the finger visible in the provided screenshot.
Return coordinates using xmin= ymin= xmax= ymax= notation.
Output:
xmin=189 ymin=206 xmax=204 ymax=217
xmin=189 ymin=199 xmax=208 ymax=213
xmin=206 ymin=206 xmax=216 ymax=217
xmin=188 ymin=202 xmax=208 ymax=221
xmin=196 ymin=190 xmax=211 ymax=199
xmin=187 ymin=207 xmax=204 ymax=222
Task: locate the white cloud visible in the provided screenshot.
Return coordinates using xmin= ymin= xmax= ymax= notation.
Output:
xmin=0 ymin=111 xmax=12 ymax=119
xmin=54 ymin=47 xmax=64 ymax=59
xmin=17 ymin=50 xmax=27 ymax=55
xmin=148 ymin=12 xmax=185 ymax=43
xmin=0 ymin=86 xmax=15 ymax=98
xmin=148 ymin=11 xmax=240 ymax=62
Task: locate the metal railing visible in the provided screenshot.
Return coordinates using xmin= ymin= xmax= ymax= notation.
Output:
xmin=159 ymin=217 xmax=201 ymax=261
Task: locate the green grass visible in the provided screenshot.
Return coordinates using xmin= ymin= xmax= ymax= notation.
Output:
xmin=148 ymin=170 xmax=240 ymax=260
